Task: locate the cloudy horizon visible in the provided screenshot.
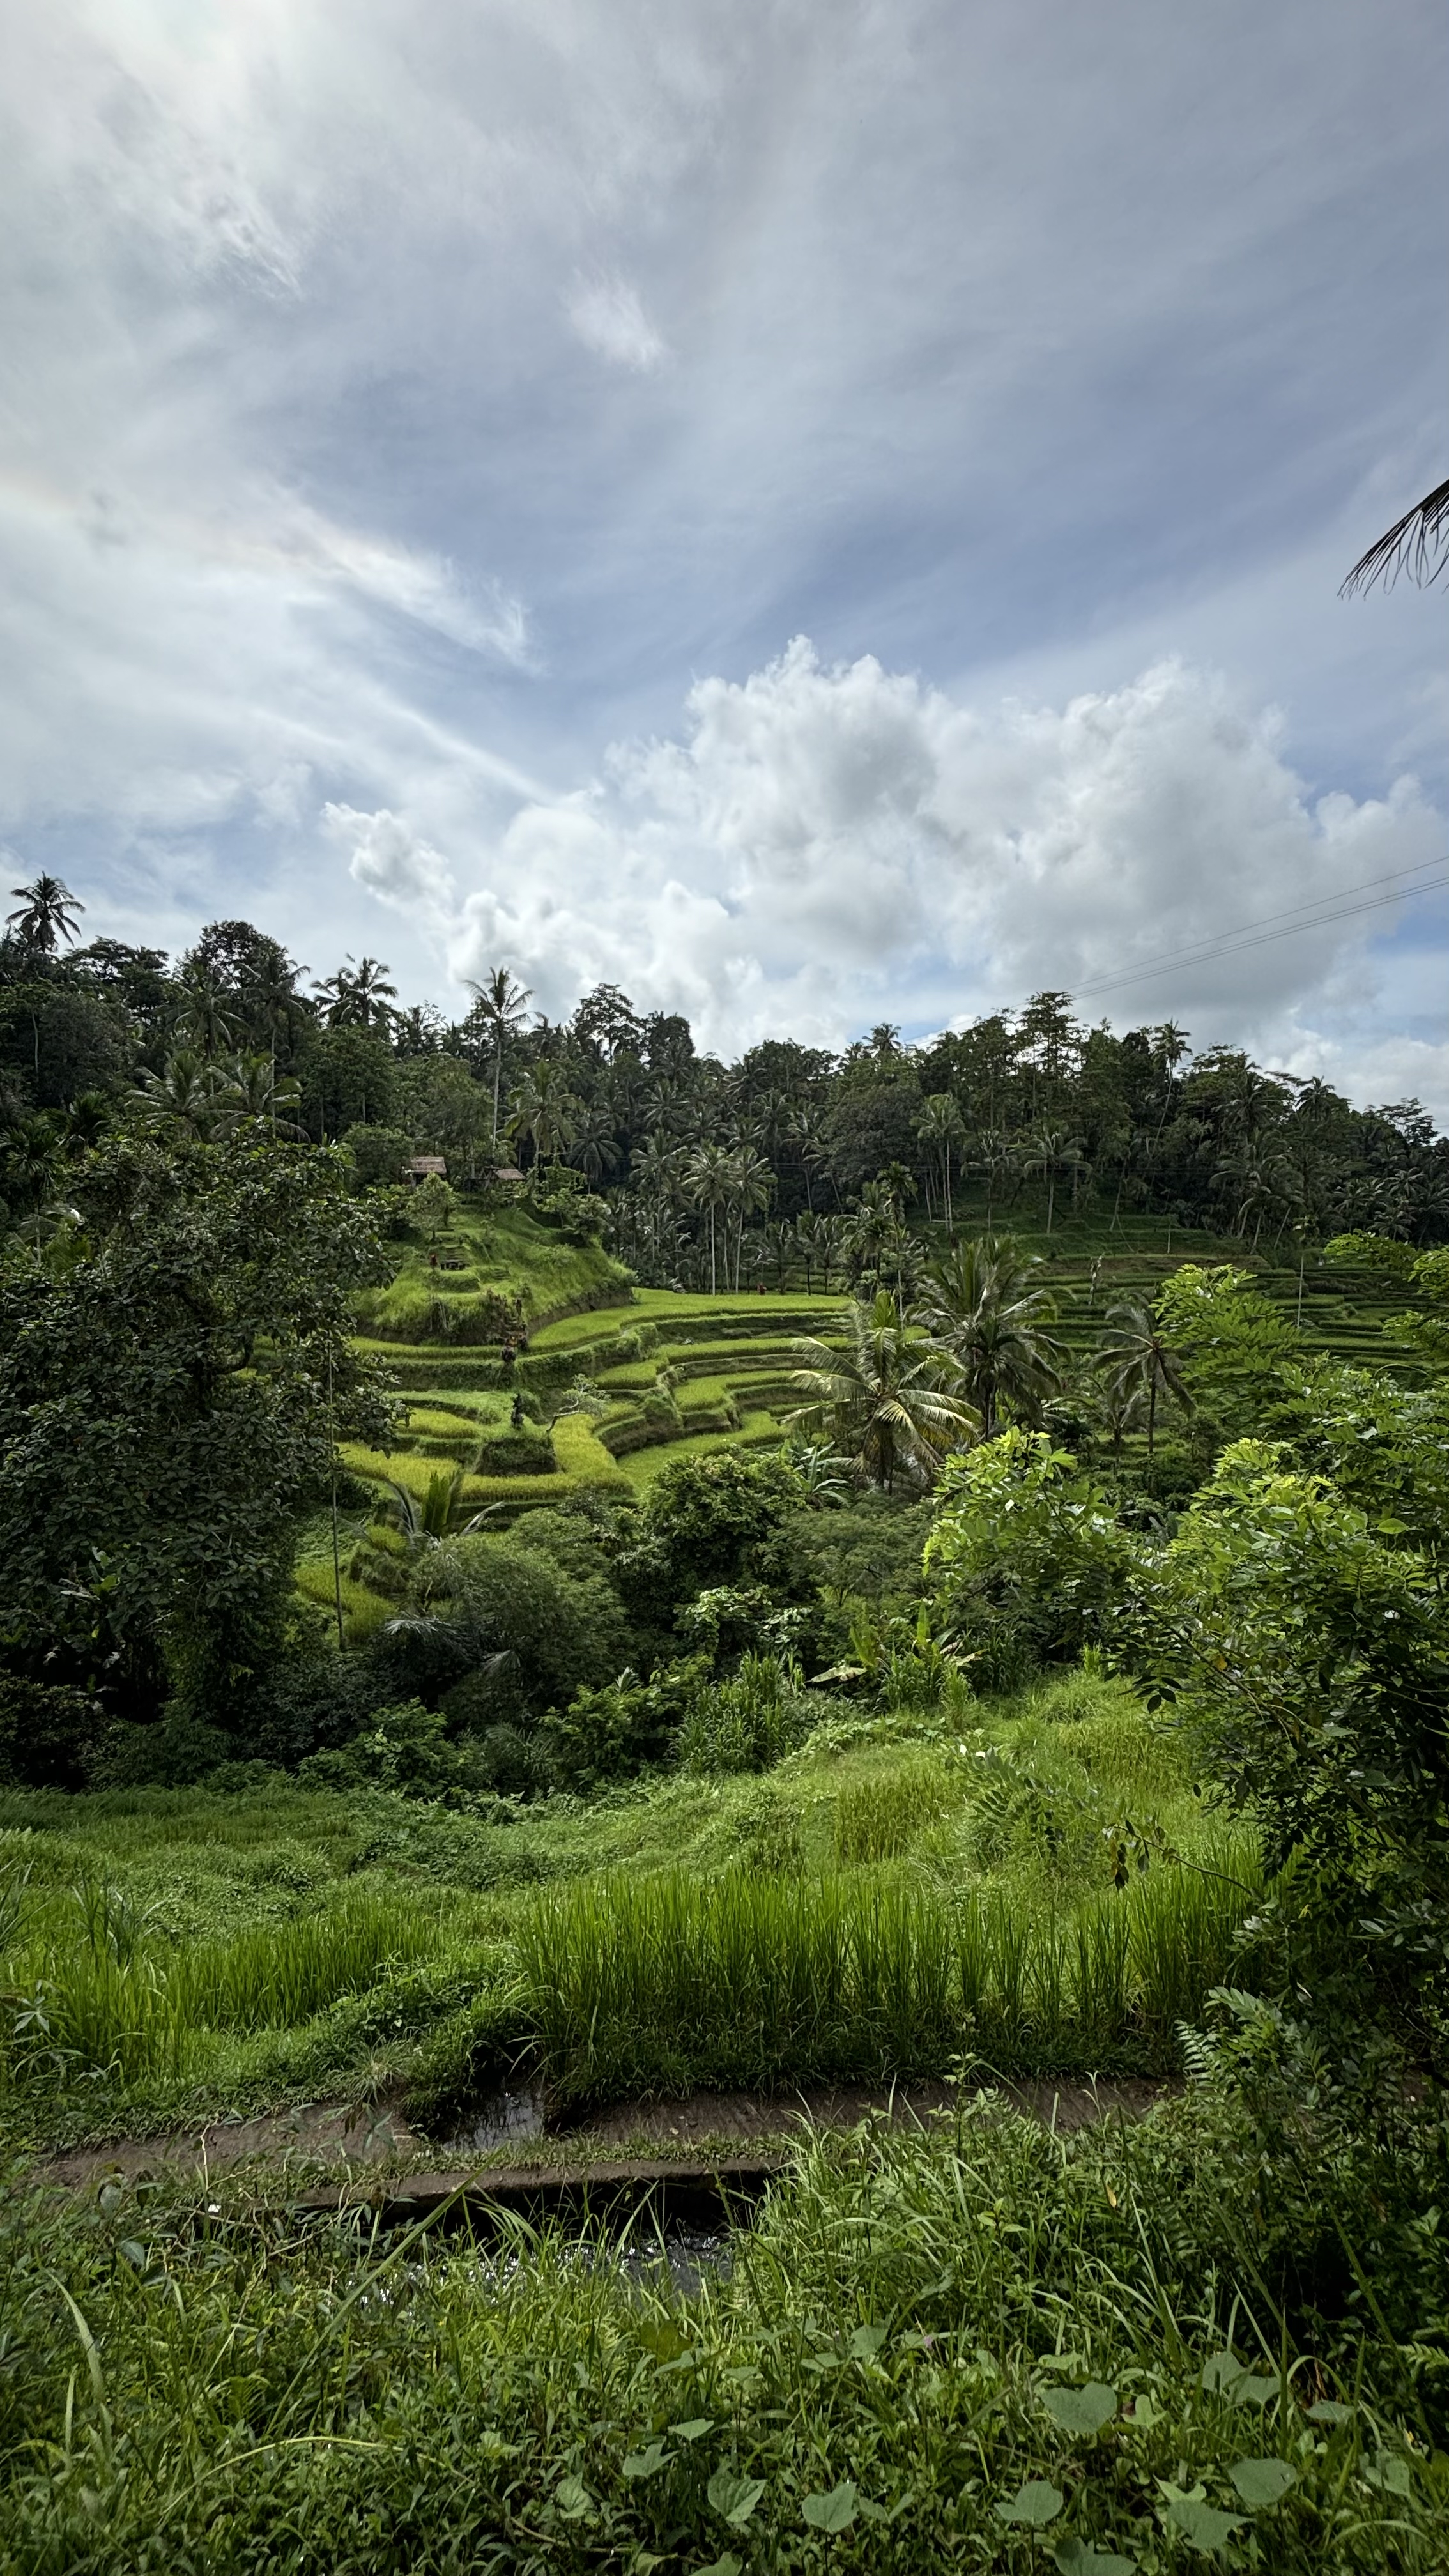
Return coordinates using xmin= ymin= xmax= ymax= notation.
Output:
xmin=1 ymin=1 xmax=1444 ymax=1103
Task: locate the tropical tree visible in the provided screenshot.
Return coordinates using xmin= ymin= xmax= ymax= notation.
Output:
xmin=126 ymin=1050 xmax=234 ymax=1143
xmin=686 ymin=1140 xmax=733 ymax=1294
xmin=314 ymin=956 xmax=398 ymax=1032
xmin=1022 ymin=1126 xmax=1085 ymax=1234
xmin=788 ymin=1289 xmax=978 ymax=1494
xmin=723 ymin=1143 xmax=773 ymax=1289
xmin=920 ymin=1234 xmax=1066 ymax=1436
xmin=173 ymin=967 xmax=240 ymax=1059
xmin=917 ymin=1092 xmax=968 ymax=1234
xmin=1096 ymin=1296 xmax=1193 ymax=1462
xmin=509 ymin=1064 xmax=581 ymax=1170
xmin=5 ymin=875 xmax=84 ymax=956
xmin=466 ymin=965 xmax=533 ymax=1149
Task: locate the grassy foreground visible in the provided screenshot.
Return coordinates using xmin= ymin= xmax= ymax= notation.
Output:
xmin=1 ymin=1675 xmax=1256 ymax=2152
xmin=2 ymin=2094 xmax=1445 ymax=2572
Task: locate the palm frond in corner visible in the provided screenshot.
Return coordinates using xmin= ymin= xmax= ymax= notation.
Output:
xmin=1340 ymin=474 xmax=1449 ymax=595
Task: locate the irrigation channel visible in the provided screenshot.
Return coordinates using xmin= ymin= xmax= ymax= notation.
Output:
xmin=41 ymin=2073 xmax=1170 ymax=2290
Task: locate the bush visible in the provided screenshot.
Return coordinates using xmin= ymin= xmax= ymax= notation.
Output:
xmin=297 ymin=1699 xmax=466 ymax=1798
xmin=0 ymin=1675 xmax=102 ymax=1788
xmin=677 ymin=1652 xmax=813 ymax=1774
xmin=926 ymin=1429 xmax=1133 ymax=1682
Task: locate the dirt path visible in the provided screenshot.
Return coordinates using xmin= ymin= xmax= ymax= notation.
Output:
xmin=35 ymin=2073 xmax=1170 ymax=2201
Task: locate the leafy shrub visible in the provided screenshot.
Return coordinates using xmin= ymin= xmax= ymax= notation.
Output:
xmin=297 ymin=1699 xmax=465 ymax=1798
xmin=677 ymin=1653 xmax=814 ymax=1774
xmin=0 ymin=1676 xmax=102 ymax=1789
xmin=926 ymin=1429 xmax=1133 ymax=1682
xmin=539 ymin=1662 xmax=705 ymax=1792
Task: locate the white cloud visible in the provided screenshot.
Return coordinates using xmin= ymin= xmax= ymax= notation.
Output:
xmin=567 ymin=272 xmax=666 ymax=372
xmin=322 ymin=803 xmax=457 ymax=912
xmin=435 ymin=641 xmax=1445 ymax=1077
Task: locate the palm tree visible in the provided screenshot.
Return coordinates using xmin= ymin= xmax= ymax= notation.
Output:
xmin=6 ymin=875 xmax=84 ymax=954
xmin=788 ymin=1290 xmax=978 ymax=1494
xmin=786 ymin=1105 xmax=831 ymax=1211
xmin=174 ymin=965 xmax=240 ymax=1059
xmin=567 ymin=1101 xmax=620 ymax=1186
xmin=686 ymin=1141 xmax=733 ymax=1293
xmin=919 ymin=1234 xmax=1066 ymax=1436
xmin=917 ymin=1092 xmax=967 ymax=1234
xmin=509 ymin=1064 xmax=580 ymax=1170
xmin=1214 ymin=1138 xmax=1298 ymax=1250
xmin=1341 ymin=476 xmax=1449 ymax=596
xmin=314 ymin=955 xmax=398 ymax=1031
xmin=1096 ymin=1298 xmax=1192 ymax=1462
xmin=723 ymin=1143 xmax=773 ymax=1289
xmin=466 ymin=965 xmax=533 ymax=1149
xmin=126 ymin=1050 xmax=233 ymax=1142
xmin=217 ymin=1052 xmax=307 ymax=1137
xmin=1022 ymin=1126 xmax=1084 ymax=1235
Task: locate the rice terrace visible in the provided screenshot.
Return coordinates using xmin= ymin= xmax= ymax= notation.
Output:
xmin=2 ymin=6 xmax=1448 ymax=2572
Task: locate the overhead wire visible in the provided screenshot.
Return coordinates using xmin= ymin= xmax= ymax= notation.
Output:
xmin=1069 ymin=854 xmax=1449 ymax=1002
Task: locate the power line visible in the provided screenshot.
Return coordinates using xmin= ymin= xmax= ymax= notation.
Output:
xmin=1071 ymin=854 xmax=1449 ymax=1002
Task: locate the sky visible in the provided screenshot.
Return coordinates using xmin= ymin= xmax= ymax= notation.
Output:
xmin=0 ymin=0 xmax=1445 ymax=1104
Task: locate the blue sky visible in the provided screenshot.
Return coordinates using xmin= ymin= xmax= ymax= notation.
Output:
xmin=1 ymin=0 xmax=1445 ymax=1100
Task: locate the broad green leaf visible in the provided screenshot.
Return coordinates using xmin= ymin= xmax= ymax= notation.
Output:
xmin=1165 ymin=2498 xmax=1245 ymax=2554
xmin=1053 ymin=2540 xmax=1137 ymax=2576
xmin=1230 ymin=2457 xmax=1296 ymax=2508
xmin=707 ymin=2468 xmax=765 ymax=2528
xmin=1041 ymin=2382 xmax=1118 ymax=2437
xmin=694 ymin=2558 xmax=742 ymax=2576
xmin=554 ymin=2476 xmax=592 ymax=2520
xmin=802 ymin=2481 xmax=857 ymax=2533
xmin=1368 ymin=2451 xmax=1413 ymax=2498
xmin=850 ymin=2323 xmax=888 ymax=2360
xmin=622 ymin=2442 xmax=671 ymax=2480
xmin=995 ymin=2480 xmax=1064 ymax=2527
xmin=1200 ymin=2352 xmax=1277 ymax=2407
xmin=1307 ymin=2399 xmax=1354 ymax=2425
xmin=672 ymin=2418 xmax=714 ymax=2442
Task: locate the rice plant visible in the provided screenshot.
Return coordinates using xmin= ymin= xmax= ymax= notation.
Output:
xmin=832 ymin=1757 xmax=962 ymax=1863
xmin=0 ymin=1883 xmax=450 ymax=2091
xmin=518 ymin=1847 xmax=1264 ymax=2103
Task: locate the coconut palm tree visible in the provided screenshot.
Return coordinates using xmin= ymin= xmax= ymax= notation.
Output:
xmin=174 ymin=967 xmax=240 ymax=1059
xmin=919 ymin=1234 xmax=1066 ymax=1436
xmin=567 ymin=1101 xmax=620 ymax=1186
xmin=722 ymin=1143 xmax=772 ymax=1289
xmin=314 ymin=955 xmax=398 ymax=1032
xmin=126 ymin=1050 xmax=233 ymax=1142
xmin=1022 ymin=1126 xmax=1085 ymax=1235
xmin=917 ymin=1092 xmax=968 ymax=1234
xmin=218 ymin=1052 xmax=307 ymax=1137
xmin=5 ymin=875 xmax=84 ymax=955
xmin=686 ymin=1140 xmax=733 ymax=1293
xmin=788 ymin=1290 xmax=977 ymax=1494
xmin=466 ymin=965 xmax=533 ymax=1148
xmin=509 ymin=1062 xmax=581 ymax=1171
xmin=1096 ymin=1298 xmax=1192 ymax=1462
xmin=788 ymin=1104 xmax=831 ymax=1209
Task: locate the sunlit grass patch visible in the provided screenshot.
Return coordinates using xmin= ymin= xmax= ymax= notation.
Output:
xmin=516 ymin=1852 xmax=1262 ymax=2103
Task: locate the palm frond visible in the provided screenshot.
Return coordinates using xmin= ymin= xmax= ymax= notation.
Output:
xmin=1340 ymin=475 xmax=1449 ymax=597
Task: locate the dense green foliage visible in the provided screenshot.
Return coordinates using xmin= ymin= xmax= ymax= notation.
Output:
xmin=5 ymin=893 xmax=1449 ymax=2569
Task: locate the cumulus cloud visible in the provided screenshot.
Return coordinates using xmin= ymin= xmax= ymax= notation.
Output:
xmin=433 ymin=642 xmax=1444 ymax=1065
xmin=566 ymin=272 xmax=666 ymax=372
xmin=323 ymin=804 xmax=456 ymax=912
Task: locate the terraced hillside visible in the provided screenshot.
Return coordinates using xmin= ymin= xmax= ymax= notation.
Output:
xmin=298 ymin=1195 xmax=1432 ymax=1636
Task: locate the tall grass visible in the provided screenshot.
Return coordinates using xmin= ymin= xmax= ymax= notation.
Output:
xmin=518 ymin=1848 xmax=1261 ymax=2102
xmin=0 ymin=1885 xmax=450 ymax=2091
